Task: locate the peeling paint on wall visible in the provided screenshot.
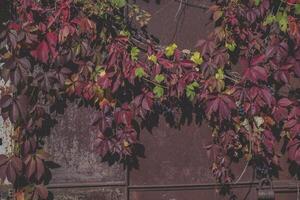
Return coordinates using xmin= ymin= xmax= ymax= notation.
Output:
xmin=0 ymin=79 xmax=13 ymax=185
xmin=0 ymin=116 xmax=13 ymax=155
xmin=0 ymin=80 xmax=13 ymax=155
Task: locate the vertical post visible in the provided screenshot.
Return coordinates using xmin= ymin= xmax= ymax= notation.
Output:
xmin=125 ymin=166 xmax=130 ymax=200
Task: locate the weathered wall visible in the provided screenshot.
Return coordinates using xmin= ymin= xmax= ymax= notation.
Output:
xmin=46 ymin=1 xmax=299 ymax=199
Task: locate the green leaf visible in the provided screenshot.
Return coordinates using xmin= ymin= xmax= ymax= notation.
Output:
xmin=154 ymin=74 xmax=165 ymax=83
xmin=130 ymin=47 xmax=140 ymax=61
xmin=276 ymin=11 xmax=288 ymax=32
xmin=213 ymin=10 xmax=223 ymax=22
xmin=135 ymin=67 xmax=145 ymax=78
xmin=153 ymin=86 xmax=164 ymax=98
xmin=254 ymin=0 xmax=261 ymax=6
xmin=120 ymin=30 xmax=130 ymax=36
xmin=191 ymin=81 xmax=199 ymax=88
xmin=148 ymin=54 xmax=157 ymax=64
xmin=295 ymin=4 xmax=300 ymax=15
xmin=186 ymin=89 xmax=196 ymax=101
xmin=225 ymin=42 xmax=236 ymax=52
xmin=263 ymin=14 xmax=276 ymax=26
xmin=165 ymin=43 xmax=178 ymax=57
xmin=95 ymin=65 xmax=103 ymax=73
xmin=111 ymin=0 xmax=126 ymax=8
xmin=190 ymin=52 xmax=203 ymax=65
xmin=186 ymin=81 xmax=199 ymax=101
xmin=215 ymin=68 xmax=224 ymax=80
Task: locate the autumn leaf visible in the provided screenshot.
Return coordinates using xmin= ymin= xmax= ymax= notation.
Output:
xmin=241 ymin=55 xmax=267 ymax=83
xmin=205 ymin=94 xmax=236 ymax=121
xmin=225 ymin=42 xmax=236 ymax=52
xmin=135 ymin=67 xmax=145 ymax=78
xmin=15 ymin=191 xmax=25 ymax=200
xmin=111 ymin=0 xmax=126 ymax=8
xmin=130 ymin=47 xmax=140 ymax=61
xmin=186 ymin=81 xmax=199 ymax=101
xmin=33 ymin=185 xmax=48 ymax=200
xmin=59 ymin=25 xmax=71 ymax=42
xmin=215 ymin=68 xmax=224 ymax=80
xmin=154 ymin=74 xmax=165 ymax=83
xmin=276 ymin=11 xmax=288 ymax=32
xmin=190 ymin=52 xmax=203 ymax=65
xmin=153 ymin=86 xmax=164 ymax=98
xmin=30 ymin=41 xmax=49 ymax=63
xmin=296 ymin=4 xmax=300 ymax=15
xmin=263 ymin=14 xmax=276 ymax=26
xmin=254 ymin=0 xmax=261 ymax=6
xmin=148 ymin=54 xmax=157 ymax=64
xmin=165 ymin=43 xmax=177 ymax=57
xmin=213 ymin=10 xmax=223 ymax=22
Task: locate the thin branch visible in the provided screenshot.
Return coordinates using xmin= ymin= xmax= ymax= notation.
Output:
xmin=235 ymin=141 xmax=252 ymax=184
xmin=234 ymin=160 xmax=249 ymax=184
xmin=142 ymin=77 xmax=168 ymax=89
xmin=174 ymin=0 xmax=184 ymax=21
xmin=224 ymin=74 xmax=240 ymax=83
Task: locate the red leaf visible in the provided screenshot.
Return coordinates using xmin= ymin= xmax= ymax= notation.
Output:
xmin=241 ymin=56 xmax=268 ymax=82
xmin=251 ymin=54 xmax=265 ymax=66
xmin=34 ymin=185 xmax=48 ymax=200
xmin=141 ymin=92 xmax=153 ymax=111
xmin=205 ymin=95 xmax=236 ymax=121
xmin=0 ymin=95 xmax=12 ymax=108
xmin=243 ymin=66 xmax=267 ymax=82
xmin=263 ymin=130 xmax=275 ymax=153
xmin=25 ymin=156 xmax=36 ymax=179
xmin=36 ymin=158 xmax=45 ymax=181
xmin=278 ymin=98 xmax=293 ymax=107
xmin=260 ymin=88 xmax=273 ymax=107
xmin=31 ymin=41 xmax=49 ymax=63
xmin=11 ymin=156 xmax=22 ymax=174
xmin=158 ymin=58 xmax=173 ymax=69
xmin=0 ymin=155 xmax=8 ymax=166
xmin=46 ymin=32 xmax=58 ymax=58
xmin=287 ymin=139 xmax=300 ymax=163
xmin=59 ymin=25 xmax=71 ymax=42
xmin=46 ymin=32 xmax=57 ymax=47
xmin=0 ymin=164 xmax=7 ymax=181
xmin=284 ymin=119 xmax=297 ymax=129
xmin=196 ymin=39 xmax=215 ymax=55
xmin=6 ymin=162 xmax=17 ymax=183
xmin=114 ymin=104 xmax=133 ymax=125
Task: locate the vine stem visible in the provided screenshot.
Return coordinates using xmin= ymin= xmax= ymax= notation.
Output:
xmin=142 ymin=77 xmax=168 ymax=89
xmin=234 ymin=140 xmax=252 ymax=184
xmin=174 ymin=0 xmax=184 ymax=20
xmin=224 ymin=74 xmax=240 ymax=83
xmin=234 ymin=160 xmax=249 ymax=184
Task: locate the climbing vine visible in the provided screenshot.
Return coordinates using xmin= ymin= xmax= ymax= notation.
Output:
xmin=0 ymin=0 xmax=300 ymax=199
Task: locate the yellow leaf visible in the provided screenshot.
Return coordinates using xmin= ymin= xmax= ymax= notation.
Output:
xmin=190 ymin=52 xmax=203 ymax=65
xmin=165 ymin=43 xmax=177 ymax=57
xmin=215 ymin=68 xmax=224 ymax=80
xmin=3 ymin=51 xmax=12 ymax=59
xmin=99 ymin=70 xmax=106 ymax=77
xmin=246 ymin=153 xmax=252 ymax=161
xmin=15 ymin=191 xmax=25 ymax=200
xmin=123 ymin=140 xmax=130 ymax=147
xmin=148 ymin=54 xmax=157 ymax=64
xmin=64 ymin=79 xmax=73 ymax=86
xmin=254 ymin=116 xmax=264 ymax=128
